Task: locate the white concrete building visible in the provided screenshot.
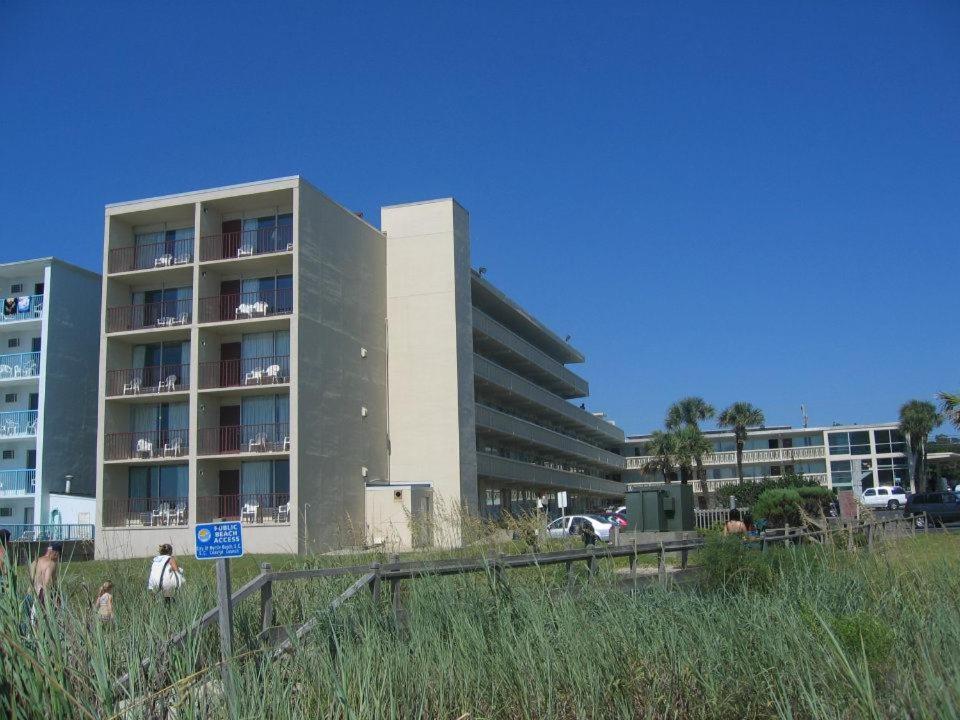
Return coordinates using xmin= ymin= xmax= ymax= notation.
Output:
xmin=623 ymin=422 xmax=910 ymax=495
xmin=0 ymin=258 xmax=100 ymax=540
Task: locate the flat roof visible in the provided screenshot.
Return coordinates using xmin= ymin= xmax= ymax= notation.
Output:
xmin=0 ymin=257 xmax=100 ymax=281
xmin=105 ymin=175 xmax=301 ymax=209
xmin=625 ymin=421 xmax=901 ymax=442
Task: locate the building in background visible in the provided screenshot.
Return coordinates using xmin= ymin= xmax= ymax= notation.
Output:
xmin=0 ymin=258 xmax=100 ymax=540
xmin=623 ymin=422 xmax=910 ymax=497
xmin=96 ymin=177 xmax=387 ymax=558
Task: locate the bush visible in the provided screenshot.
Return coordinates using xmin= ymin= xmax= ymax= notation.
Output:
xmin=697 ymin=530 xmax=776 ymax=591
xmin=798 ymin=486 xmax=834 ymax=515
xmin=753 ymin=488 xmax=803 ymax=527
xmin=830 ymin=612 xmax=894 ymax=667
xmin=715 ymin=472 xmax=823 ymax=507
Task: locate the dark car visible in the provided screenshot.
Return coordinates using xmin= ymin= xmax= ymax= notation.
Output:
xmin=904 ymin=492 xmax=960 ymax=527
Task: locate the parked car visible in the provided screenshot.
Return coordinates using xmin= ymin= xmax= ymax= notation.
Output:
xmin=860 ymin=486 xmax=907 ymax=510
xmin=602 ymin=513 xmax=628 ymax=529
xmin=546 ymin=514 xmax=614 ymax=541
xmin=904 ymin=492 xmax=960 ymax=528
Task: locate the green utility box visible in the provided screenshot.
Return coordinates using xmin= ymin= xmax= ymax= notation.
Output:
xmin=625 ymin=483 xmax=695 ymax=532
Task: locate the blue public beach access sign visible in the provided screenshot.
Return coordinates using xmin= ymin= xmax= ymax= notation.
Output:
xmin=195 ymin=521 xmax=244 ymax=560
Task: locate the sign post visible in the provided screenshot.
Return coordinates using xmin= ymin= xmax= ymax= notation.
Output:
xmin=196 ymin=521 xmax=244 ymax=713
xmin=557 ymin=491 xmax=568 ymax=513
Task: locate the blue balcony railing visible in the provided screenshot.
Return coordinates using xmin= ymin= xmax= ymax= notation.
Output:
xmin=0 ymin=352 xmax=40 ymax=380
xmin=0 ymin=295 xmax=43 ymax=323
xmin=0 ymin=524 xmax=94 ymax=542
xmin=0 ymin=410 xmax=38 ymax=438
xmin=0 ymin=469 xmax=36 ymax=495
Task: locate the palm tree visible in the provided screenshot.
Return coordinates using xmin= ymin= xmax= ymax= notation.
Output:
xmin=641 ymin=430 xmax=677 ymax=484
xmin=938 ymin=391 xmax=960 ymax=431
xmin=717 ymin=402 xmax=765 ymax=484
xmin=672 ymin=425 xmax=715 ymax=489
xmin=899 ymin=400 xmax=941 ymax=493
xmin=665 ymin=397 xmax=715 ymax=491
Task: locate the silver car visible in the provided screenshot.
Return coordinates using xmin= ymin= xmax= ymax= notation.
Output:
xmin=546 ymin=514 xmax=614 ymax=541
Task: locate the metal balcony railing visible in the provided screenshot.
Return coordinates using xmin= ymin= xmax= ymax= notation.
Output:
xmin=105 ymin=363 xmax=190 ymax=396
xmin=103 ymin=428 xmax=189 ymax=460
xmin=198 ymin=355 xmax=290 ymax=389
xmin=0 ymin=295 xmax=43 ymax=323
xmin=0 ymin=523 xmax=94 ymax=541
xmin=0 ymin=469 xmax=36 ymax=495
xmin=0 ymin=352 xmax=40 ymax=380
xmin=108 ymin=238 xmax=194 ymax=273
xmin=625 ymin=444 xmax=828 ymax=470
xmin=0 ymin=410 xmax=38 ymax=438
xmin=198 ymin=288 xmax=293 ymax=324
xmin=200 ymin=224 xmax=294 ymax=262
xmin=106 ymin=298 xmax=192 ymax=332
xmin=101 ymin=497 xmax=188 ymax=527
xmin=197 ymin=493 xmax=291 ymax=523
xmin=476 ymin=452 xmax=624 ymax=496
xmin=198 ymin=422 xmax=290 ymax=455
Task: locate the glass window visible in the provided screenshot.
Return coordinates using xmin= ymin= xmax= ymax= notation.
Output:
xmin=864 ymin=489 xmax=876 ymax=497
xmin=874 ymin=429 xmax=906 ymax=454
xmin=828 ymin=432 xmax=850 ymax=456
xmin=831 ymin=460 xmax=852 ymax=488
xmin=849 ymin=432 xmax=870 ymax=455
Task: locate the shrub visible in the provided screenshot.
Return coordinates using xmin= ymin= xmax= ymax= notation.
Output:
xmin=697 ymin=530 xmax=776 ymax=591
xmin=797 ymin=486 xmax=834 ymax=515
xmin=830 ymin=612 xmax=894 ymax=667
xmin=715 ymin=472 xmax=823 ymax=507
xmin=753 ymin=488 xmax=802 ymax=527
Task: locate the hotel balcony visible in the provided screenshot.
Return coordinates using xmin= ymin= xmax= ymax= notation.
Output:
xmin=0 ymin=294 xmax=43 ymax=324
xmin=199 ymin=224 xmax=293 ymax=263
xmin=0 ymin=351 xmax=40 ymax=382
xmin=105 ymin=363 xmax=190 ymax=397
xmin=199 ymin=354 xmax=290 ymax=390
xmin=628 ymin=472 xmax=830 ymax=493
xmin=624 ymin=444 xmax=827 ymax=470
xmin=198 ymin=288 xmax=293 ymax=324
xmin=103 ymin=428 xmax=189 ymax=461
xmin=102 ymin=496 xmax=189 ymax=527
xmin=196 ymin=492 xmax=291 ymax=524
xmin=0 ymin=410 xmax=38 ymax=439
xmin=477 ymin=452 xmax=624 ymax=496
xmin=197 ymin=422 xmax=290 ymax=456
xmin=106 ymin=298 xmax=192 ymax=333
xmin=107 ymin=237 xmax=194 ymax=274
xmin=0 ymin=469 xmax=36 ymax=496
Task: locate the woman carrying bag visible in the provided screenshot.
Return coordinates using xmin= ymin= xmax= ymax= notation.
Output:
xmin=147 ymin=543 xmax=185 ymax=603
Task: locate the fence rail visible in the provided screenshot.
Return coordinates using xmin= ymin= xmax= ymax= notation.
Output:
xmin=200 ymin=224 xmax=293 ymax=262
xmin=106 ymin=364 xmax=190 ymax=396
xmin=0 ymin=523 xmax=94 ymax=541
xmin=198 ymin=288 xmax=293 ymax=324
xmin=198 ymin=355 xmax=290 ymax=389
xmin=106 ymin=299 xmax=192 ymax=332
xmin=0 ymin=351 xmax=40 ymax=380
xmin=109 ymin=238 xmax=194 ymax=273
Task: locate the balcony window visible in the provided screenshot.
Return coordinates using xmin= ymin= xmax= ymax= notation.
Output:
xmin=100 ymin=464 xmax=189 ymax=526
xmin=828 ymin=431 xmax=870 ymax=456
xmin=200 ymin=275 xmax=293 ymax=323
xmin=202 ymin=213 xmax=293 ymax=261
xmin=108 ymin=286 xmax=192 ymax=332
xmin=136 ymin=228 xmax=194 ymax=269
xmin=874 ymin=429 xmax=906 ymax=454
xmin=105 ymin=402 xmax=188 ymax=460
xmin=877 ymin=457 xmax=909 ymax=487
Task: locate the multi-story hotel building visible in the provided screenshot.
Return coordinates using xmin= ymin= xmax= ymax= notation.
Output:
xmin=623 ymin=422 xmax=910 ymax=495
xmin=0 ymin=258 xmax=100 ymax=536
xmin=96 ymin=179 xmax=623 ymax=557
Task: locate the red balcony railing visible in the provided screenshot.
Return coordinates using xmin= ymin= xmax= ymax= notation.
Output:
xmin=200 ymin=224 xmax=293 ymax=262
xmin=105 ymin=364 xmax=190 ymax=396
xmin=197 ymin=493 xmax=291 ymax=523
xmin=198 ymin=355 xmax=290 ymax=389
xmin=108 ymin=238 xmax=194 ymax=273
xmin=106 ymin=298 xmax=192 ymax=332
xmin=102 ymin=496 xmax=189 ymax=527
xmin=104 ymin=428 xmax=189 ymax=460
xmin=197 ymin=422 xmax=290 ymax=455
xmin=198 ymin=288 xmax=292 ymax=323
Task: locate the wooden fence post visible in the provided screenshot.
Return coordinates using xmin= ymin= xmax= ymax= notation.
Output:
xmin=629 ymin=538 xmax=637 ymax=574
xmin=847 ymin=522 xmax=855 ymax=551
xmin=761 ymin=533 xmax=768 ymax=553
xmin=565 ymin=560 xmax=574 ymax=591
xmin=495 ymin=553 xmax=507 ymax=590
xmin=369 ymin=561 xmax=381 ymax=604
xmin=923 ymin=512 xmax=929 ymax=534
xmin=865 ymin=524 xmax=873 ymax=551
xmin=587 ymin=548 xmax=597 ymax=580
xmin=259 ymin=562 xmax=273 ymax=635
xmin=389 ymin=554 xmax=402 ymax=618
xmin=658 ymin=542 xmax=666 ymax=586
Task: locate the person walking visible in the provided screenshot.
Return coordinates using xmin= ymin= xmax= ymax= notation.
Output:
xmin=147 ymin=544 xmax=183 ymax=603
xmin=29 ymin=543 xmax=62 ymax=624
xmin=93 ymin=581 xmax=115 ymax=623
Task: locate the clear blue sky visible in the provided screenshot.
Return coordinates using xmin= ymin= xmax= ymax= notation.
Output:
xmin=2 ymin=2 xmax=957 ymax=436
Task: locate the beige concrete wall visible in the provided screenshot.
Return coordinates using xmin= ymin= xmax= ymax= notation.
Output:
xmin=296 ymin=180 xmax=388 ymax=552
xmin=382 ymin=200 xmax=477 ymax=530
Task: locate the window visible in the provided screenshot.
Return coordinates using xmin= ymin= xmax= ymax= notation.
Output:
xmin=7 ymin=338 xmax=19 ymax=348
xmin=877 ymin=457 xmax=909 ymax=487
xmin=849 ymin=432 xmax=870 ymax=455
xmin=864 ymin=488 xmax=876 ymax=497
xmin=1 ymin=450 xmax=12 ymax=460
xmin=31 ymin=337 xmax=41 ymax=353
xmin=877 ymin=488 xmax=888 ymax=496
xmin=4 ymin=393 xmax=16 ymax=403
xmin=831 ymin=461 xmax=853 ymax=488
xmin=0 ymin=508 xmax=11 ymax=518
xmin=828 ymin=432 xmax=849 ymax=455
xmin=828 ymin=431 xmax=871 ymax=456
xmin=770 ymin=465 xmax=782 ymax=476
xmin=874 ymin=429 xmax=906 ymax=454
xmin=10 ymin=284 xmax=22 ymax=294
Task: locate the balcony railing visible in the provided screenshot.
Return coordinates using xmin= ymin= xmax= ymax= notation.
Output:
xmin=106 ymin=298 xmax=192 ymax=332
xmin=0 ymin=352 xmax=40 ymax=380
xmin=0 ymin=410 xmax=38 ymax=438
xmin=108 ymin=238 xmax=194 ymax=273
xmin=198 ymin=422 xmax=290 ymax=455
xmin=0 ymin=295 xmax=43 ymax=323
xmin=0 ymin=469 xmax=36 ymax=495
xmin=102 ymin=497 xmax=188 ymax=527
xmin=628 ymin=473 xmax=830 ymax=492
xmin=198 ymin=288 xmax=293 ymax=323
xmin=199 ymin=355 xmax=290 ymax=389
xmin=0 ymin=523 xmax=94 ymax=542
xmin=103 ymin=428 xmax=189 ymax=460
xmin=625 ymin=444 xmax=827 ymax=470
xmin=197 ymin=493 xmax=291 ymax=524
xmin=105 ymin=364 xmax=190 ymax=396
xmin=200 ymin=224 xmax=293 ymax=262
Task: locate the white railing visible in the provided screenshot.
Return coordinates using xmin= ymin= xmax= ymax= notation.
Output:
xmin=626 ymin=444 xmax=826 ymax=470
xmin=627 ymin=473 xmax=829 ymax=493
xmin=694 ymin=507 xmax=750 ymax=530
xmin=0 ymin=410 xmax=38 ymax=438
xmin=0 ymin=295 xmax=43 ymax=323
xmin=0 ymin=469 xmax=36 ymax=495
xmin=0 ymin=351 xmax=40 ymax=380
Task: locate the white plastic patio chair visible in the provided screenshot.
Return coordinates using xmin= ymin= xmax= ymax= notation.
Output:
xmin=248 ymin=433 xmax=268 ymax=452
xmin=154 ymin=254 xmax=173 ymax=268
xmin=159 ymin=374 xmax=177 ymax=393
xmin=237 ymin=244 xmax=254 ymax=258
xmin=171 ymin=503 xmax=186 ymax=525
xmin=265 ymin=364 xmax=282 ymax=383
xmin=244 ymin=368 xmax=263 ymax=385
xmin=123 ymin=377 xmax=141 ymax=395
xmin=252 ymin=300 xmax=269 ymax=316
xmin=281 ymin=436 xmax=290 ymax=452
xmin=136 ymin=438 xmax=153 ymax=457
xmin=173 ymin=253 xmax=191 ymax=265
xmin=26 ymin=419 xmax=37 ymax=435
xmin=0 ymin=365 xmax=12 ymax=379
xmin=277 ymin=503 xmax=290 ymax=523
xmin=235 ymin=303 xmax=254 ymax=319
xmin=150 ymin=503 xmax=170 ymax=526
xmin=241 ymin=503 xmax=259 ymax=523
xmin=162 ymin=436 xmax=182 ymax=457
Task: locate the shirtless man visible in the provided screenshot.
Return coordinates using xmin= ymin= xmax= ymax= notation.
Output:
xmin=30 ymin=542 xmax=62 ymax=611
